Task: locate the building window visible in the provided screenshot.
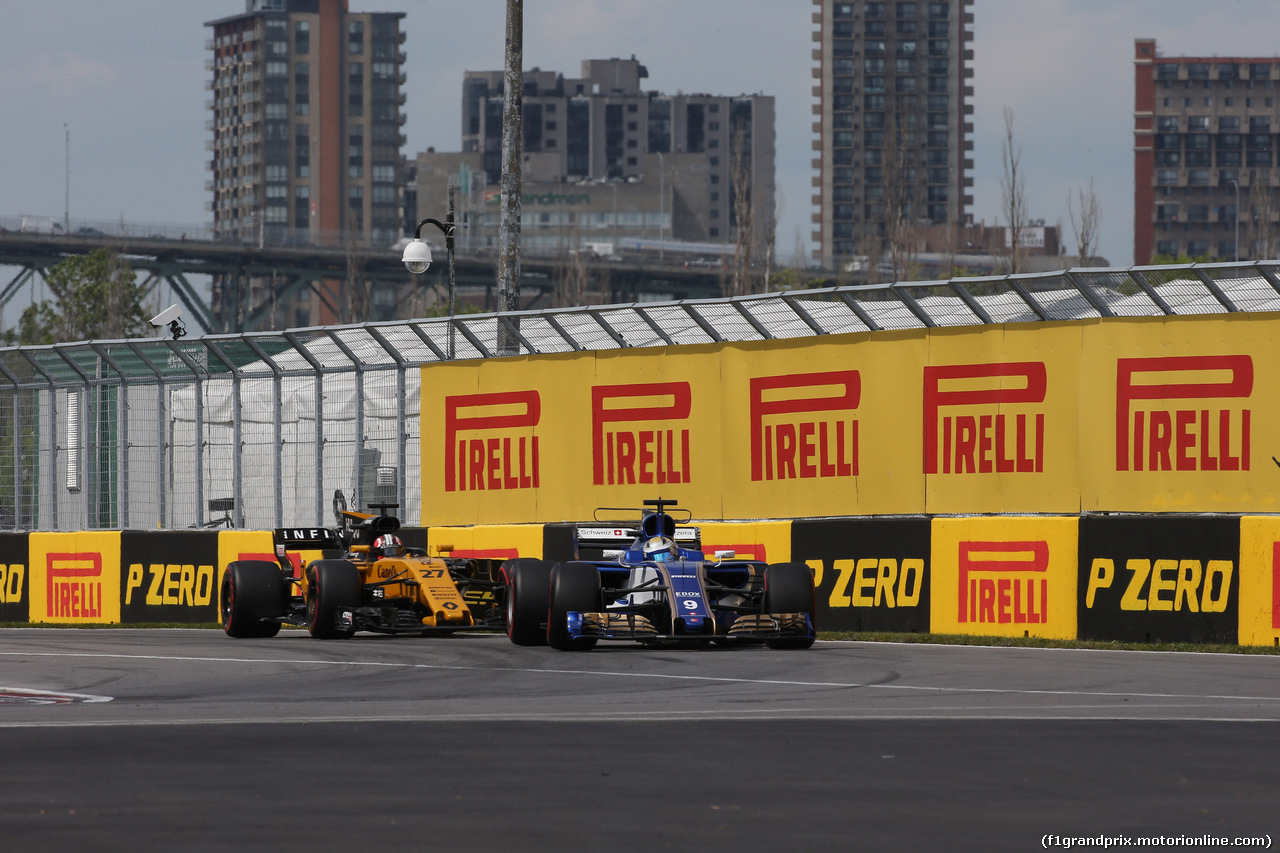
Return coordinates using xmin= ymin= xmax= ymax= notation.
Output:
xmin=348 ymin=21 xmax=364 ymax=54
xmin=295 ymin=21 xmax=309 ymax=54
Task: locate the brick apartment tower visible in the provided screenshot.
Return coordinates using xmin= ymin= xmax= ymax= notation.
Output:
xmin=1135 ymin=38 xmax=1280 ymax=264
xmin=206 ymin=0 xmax=406 ymax=254
xmin=810 ymin=0 xmax=974 ymax=271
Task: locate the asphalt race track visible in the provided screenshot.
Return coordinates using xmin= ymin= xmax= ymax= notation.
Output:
xmin=1 ymin=629 xmax=1278 ymax=852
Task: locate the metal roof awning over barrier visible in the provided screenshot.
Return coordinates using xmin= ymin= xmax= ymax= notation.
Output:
xmin=1 ymin=260 xmax=1277 ymax=532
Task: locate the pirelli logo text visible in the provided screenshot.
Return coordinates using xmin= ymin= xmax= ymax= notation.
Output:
xmin=924 ymin=362 xmax=1046 ymax=475
xmin=46 ymin=553 xmax=104 ymax=619
xmin=958 ymin=541 xmax=1048 ymax=625
xmin=592 ymin=382 xmax=692 ymax=486
xmin=750 ymin=371 xmax=859 ymax=482
xmin=444 ymin=391 xmax=540 ymax=492
xmin=1115 ymin=355 xmax=1252 ymax=472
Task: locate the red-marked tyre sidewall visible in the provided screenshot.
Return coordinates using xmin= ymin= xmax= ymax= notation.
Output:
xmin=307 ymin=560 xmax=361 ymax=639
xmin=221 ymin=560 xmax=285 ymax=639
xmin=502 ymin=559 xmax=552 ymax=646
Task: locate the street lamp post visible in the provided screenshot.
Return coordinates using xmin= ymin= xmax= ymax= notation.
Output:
xmin=402 ymin=186 xmax=457 ymax=357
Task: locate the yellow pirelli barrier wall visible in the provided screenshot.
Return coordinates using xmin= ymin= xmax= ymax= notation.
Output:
xmin=419 ymin=313 xmax=1280 ymax=526
xmin=0 ymin=517 xmax=1274 ymax=646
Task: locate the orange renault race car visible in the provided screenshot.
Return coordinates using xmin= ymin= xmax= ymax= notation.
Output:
xmin=220 ymin=503 xmax=505 ymax=639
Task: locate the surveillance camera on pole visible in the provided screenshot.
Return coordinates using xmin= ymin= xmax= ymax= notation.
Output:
xmin=149 ymin=304 xmax=187 ymax=341
xmin=401 ymin=238 xmax=433 ymax=274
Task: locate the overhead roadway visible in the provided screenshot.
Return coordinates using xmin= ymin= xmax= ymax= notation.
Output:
xmin=0 ymin=232 xmax=733 ymax=334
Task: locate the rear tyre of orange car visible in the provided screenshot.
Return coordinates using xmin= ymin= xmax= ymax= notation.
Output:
xmin=221 ymin=561 xmax=285 ymax=638
xmin=548 ymin=562 xmax=601 ymax=651
xmin=762 ymin=562 xmax=817 ymax=650
xmin=502 ymin=559 xmax=552 ymax=646
xmin=307 ymin=560 xmax=361 ymax=639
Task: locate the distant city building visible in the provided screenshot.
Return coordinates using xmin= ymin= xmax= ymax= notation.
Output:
xmin=1134 ymin=38 xmax=1280 ymax=264
xmin=810 ymin=0 xmax=975 ymax=271
xmin=205 ymin=0 xmax=406 ymax=248
xmin=415 ymin=57 xmax=776 ymax=258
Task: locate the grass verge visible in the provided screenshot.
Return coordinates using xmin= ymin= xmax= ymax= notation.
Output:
xmin=818 ymin=631 xmax=1280 ymax=655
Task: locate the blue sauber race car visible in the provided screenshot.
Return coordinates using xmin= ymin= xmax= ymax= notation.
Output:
xmin=500 ymin=499 xmax=816 ymax=651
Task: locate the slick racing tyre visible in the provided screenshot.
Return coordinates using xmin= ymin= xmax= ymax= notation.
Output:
xmin=502 ymin=559 xmax=552 ymax=646
xmin=762 ymin=562 xmax=817 ymax=650
xmin=306 ymin=560 xmax=361 ymax=639
xmin=547 ymin=562 xmax=602 ymax=652
xmin=221 ymin=560 xmax=285 ymax=639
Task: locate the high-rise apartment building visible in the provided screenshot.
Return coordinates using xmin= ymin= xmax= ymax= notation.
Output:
xmin=1134 ymin=38 xmax=1280 ymax=264
xmin=810 ymin=0 xmax=974 ymax=271
xmin=434 ymin=57 xmax=775 ymax=256
xmin=205 ymin=0 xmax=406 ymax=248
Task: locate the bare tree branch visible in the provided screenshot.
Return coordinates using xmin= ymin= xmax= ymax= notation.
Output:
xmin=1000 ymin=105 xmax=1028 ymax=274
xmin=1067 ymin=177 xmax=1101 ymax=268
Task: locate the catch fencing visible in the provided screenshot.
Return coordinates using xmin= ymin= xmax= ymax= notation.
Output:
xmin=2 ymin=260 xmax=1278 ymax=531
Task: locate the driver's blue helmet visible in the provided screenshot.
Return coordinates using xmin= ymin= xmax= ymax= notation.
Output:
xmin=643 ymin=536 xmax=678 ymax=562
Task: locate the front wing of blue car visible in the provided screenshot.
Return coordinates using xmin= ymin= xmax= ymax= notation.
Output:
xmin=565 ymin=609 xmax=815 ymax=643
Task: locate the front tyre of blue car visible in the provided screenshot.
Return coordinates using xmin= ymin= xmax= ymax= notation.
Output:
xmin=762 ymin=562 xmax=817 ymax=650
xmin=547 ymin=561 xmax=601 ymax=651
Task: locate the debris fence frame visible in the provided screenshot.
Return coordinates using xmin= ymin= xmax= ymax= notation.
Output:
xmin=2 ymin=261 xmax=1277 ymax=531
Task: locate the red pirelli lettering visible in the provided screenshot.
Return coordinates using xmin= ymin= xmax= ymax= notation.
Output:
xmin=46 ymin=553 xmax=103 ymax=619
xmin=1115 ymin=356 xmax=1252 ymax=472
xmin=750 ymin=371 xmax=860 ymax=482
xmin=957 ymin=540 xmax=1049 ymax=625
xmin=923 ymin=362 xmax=1047 ymax=475
xmin=592 ymin=383 xmax=693 ymax=486
xmin=444 ymin=391 xmax=540 ymax=492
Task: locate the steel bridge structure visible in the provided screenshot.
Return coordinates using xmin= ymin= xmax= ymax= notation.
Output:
xmin=0 ymin=229 xmax=733 ymax=335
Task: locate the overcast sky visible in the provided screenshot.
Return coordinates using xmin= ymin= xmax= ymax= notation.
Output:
xmin=4 ymin=0 xmax=1280 ymax=275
